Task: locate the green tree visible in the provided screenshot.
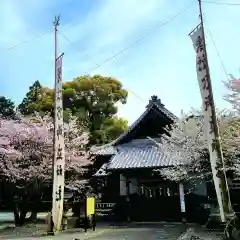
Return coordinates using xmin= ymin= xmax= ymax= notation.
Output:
xmin=0 ymin=96 xmax=16 ymax=118
xmin=63 ymin=75 xmax=128 ymax=144
xmin=18 ymin=80 xmax=54 ymax=115
xmin=18 ymin=75 xmax=128 ymax=144
xmin=97 ymin=116 xmax=128 ymax=143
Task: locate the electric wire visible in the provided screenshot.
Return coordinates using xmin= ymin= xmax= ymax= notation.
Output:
xmin=83 ymin=3 xmax=196 ymax=76
xmin=203 ymin=0 xmax=240 ymax=6
xmin=59 ymin=33 xmax=155 ymax=124
xmin=205 ymin=25 xmax=229 ymax=79
xmin=2 ymin=2 xmax=194 ymax=121
xmin=2 ymin=0 xmax=97 ymax=53
xmin=58 ymin=31 xmax=147 ymax=107
xmin=59 ymin=31 xmax=100 ymax=68
xmin=3 ymin=33 xmax=48 ymax=52
xmin=2 ymin=1 xmax=238 ymax=53
xmin=2 ymin=2 xmax=194 ymax=58
xmin=57 ymin=2 xmax=196 ymax=113
xmin=57 ymin=2 xmax=195 ymax=77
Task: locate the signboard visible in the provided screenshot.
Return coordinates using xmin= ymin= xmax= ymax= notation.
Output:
xmin=52 ymin=53 xmax=65 ymax=231
xmin=86 ymin=197 xmax=95 ymax=216
xmin=190 ymin=25 xmax=225 ymax=222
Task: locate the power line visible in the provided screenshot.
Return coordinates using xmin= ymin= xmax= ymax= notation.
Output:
xmin=3 ymin=3 xmax=193 ymax=119
xmin=59 ymin=31 xmax=100 ymax=68
xmin=59 ymin=31 xmax=152 ymax=110
xmin=83 ymin=2 xmax=196 ymax=75
xmin=57 ymin=2 xmax=195 ymax=109
xmin=2 ymin=2 xmax=194 ymax=57
xmin=202 ymin=1 xmax=240 ymax=6
xmin=203 ymin=16 xmax=229 ymax=79
xmin=77 ymin=3 xmax=196 ymax=115
xmin=58 ymin=33 xmax=149 ymax=112
xmin=206 ymin=25 xmax=229 ymax=79
xmin=2 ymin=1 xmax=97 ymax=53
xmin=57 ymin=3 xmax=195 ymax=76
xmin=3 ymin=33 xmax=48 ymax=52
xmin=121 ymin=2 xmax=235 ymax=120
xmin=2 ymin=1 xmax=238 ymax=54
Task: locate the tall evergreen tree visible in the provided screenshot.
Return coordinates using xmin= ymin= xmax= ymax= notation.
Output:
xmin=0 ymin=96 xmax=16 ymax=118
xmin=18 ymin=80 xmax=43 ymax=115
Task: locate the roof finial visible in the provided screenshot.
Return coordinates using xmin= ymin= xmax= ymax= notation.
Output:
xmin=149 ymin=95 xmax=164 ymax=107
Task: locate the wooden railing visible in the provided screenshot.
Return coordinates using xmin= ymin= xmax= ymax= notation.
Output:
xmin=95 ymin=202 xmax=116 ymax=221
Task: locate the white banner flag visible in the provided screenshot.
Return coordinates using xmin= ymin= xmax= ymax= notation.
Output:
xmin=52 ymin=53 xmax=65 ymax=231
xmin=190 ymin=25 xmax=225 ymax=222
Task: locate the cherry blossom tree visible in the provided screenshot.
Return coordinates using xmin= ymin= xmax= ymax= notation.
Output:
xmin=0 ymin=114 xmax=91 ymax=225
xmin=223 ymin=76 xmax=240 ymax=176
xmin=154 ymin=109 xmax=240 ymax=185
xmin=224 ymin=75 xmax=240 ymax=114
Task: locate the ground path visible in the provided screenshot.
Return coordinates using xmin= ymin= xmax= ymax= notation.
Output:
xmin=1 ymin=223 xmax=187 ymax=240
xmin=0 ymin=213 xmax=224 ymax=239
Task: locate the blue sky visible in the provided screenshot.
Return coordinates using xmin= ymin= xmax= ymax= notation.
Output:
xmin=0 ymin=0 xmax=239 ymax=124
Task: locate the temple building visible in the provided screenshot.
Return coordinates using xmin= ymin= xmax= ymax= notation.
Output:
xmin=91 ymin=96 xmax=209 ymax=222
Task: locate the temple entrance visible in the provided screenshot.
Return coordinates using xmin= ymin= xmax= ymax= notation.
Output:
xmin=129 ymin=180 xmax=182 ymax=222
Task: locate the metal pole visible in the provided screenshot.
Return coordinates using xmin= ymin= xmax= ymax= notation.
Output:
xmin=198 ymin=0 xmax=233 ymax=221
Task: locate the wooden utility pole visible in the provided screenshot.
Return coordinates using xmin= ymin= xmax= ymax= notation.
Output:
xmin=197 ymin=0 xmax=233 ymax=222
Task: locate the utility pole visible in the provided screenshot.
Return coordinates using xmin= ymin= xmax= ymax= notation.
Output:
xmin=198 ymin=0 xmax=234 ymax=224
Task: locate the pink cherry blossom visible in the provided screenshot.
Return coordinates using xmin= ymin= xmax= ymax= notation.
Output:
xmin=0 ymin=114 xmax=91 ymax=188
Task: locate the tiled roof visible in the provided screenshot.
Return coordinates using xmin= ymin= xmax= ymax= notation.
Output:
xmin=107 ymin=145 xmax=186 ymax=170
xmin=90 ymin=145 xmax=117 ymax=155
xmin=90 ymin=138 xmax=159 ymax=156
xmin=92 ymin=139 xmax=189 ymax=175
xmin=90 ymin=96 xmax=177 ymax=155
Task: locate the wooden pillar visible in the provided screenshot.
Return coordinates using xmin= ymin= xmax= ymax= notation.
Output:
xmin=119 ymin=174 xmax=131 ymax=222
xmin=126 ymin=179 xmax=131 ymax=222
xmin=179 ymin=182 xmax=186 ymax=222
xmin=120 ymin=174 xmax=127 ymax=196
